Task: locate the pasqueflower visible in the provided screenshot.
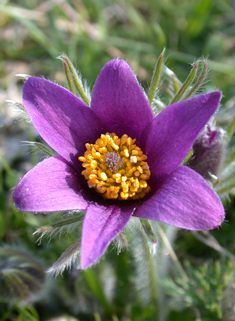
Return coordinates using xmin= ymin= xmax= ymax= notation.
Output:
xmin=13 ymin=60 xmax=224 ymax=269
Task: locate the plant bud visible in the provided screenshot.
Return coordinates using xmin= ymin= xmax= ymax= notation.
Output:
xmin=187 ymin=125 xmax=224 ymax=181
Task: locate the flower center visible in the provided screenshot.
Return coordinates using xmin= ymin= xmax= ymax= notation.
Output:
xmin=78 ymin=133 xmax=151 ymax=200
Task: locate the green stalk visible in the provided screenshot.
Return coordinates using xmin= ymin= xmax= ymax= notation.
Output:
xmin=61 ymin=55 xmax=90 ymax=106
xmin=140 ymin=218 xmax=157 ymax=243
xmin=171 ymin=63 xmax=198 ymax=104
xmin=184 ymin=61 xmax=208 ymax=99
xmin=83 ymin=269 xmax=113 ymax=316
xmin=141 ymin=233 xmax=158 ymax=305
xmin=63 ymin=61 xmax=76 ymax=95
xmin=157 ymin=225 xmax=189 ymax=282
xmin=171 ymin=73 xmax=181 ymax=93
xmin=148 ymin=49 xmax=165 ymax=106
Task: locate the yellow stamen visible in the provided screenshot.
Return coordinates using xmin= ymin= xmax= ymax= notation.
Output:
xmin=78 ymin=133 xmax=151 ymax=200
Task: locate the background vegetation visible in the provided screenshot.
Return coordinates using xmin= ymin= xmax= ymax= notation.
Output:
xmin=1 ymin=0 xmax=235 ymax=320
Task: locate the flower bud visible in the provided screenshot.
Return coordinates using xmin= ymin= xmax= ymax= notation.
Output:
xmin=187 ymin=125 xmax=224 ymax=181
xmin=0 ymin=246 xmax=45 ymax=302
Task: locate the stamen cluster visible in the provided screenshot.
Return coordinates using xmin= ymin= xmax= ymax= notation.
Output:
xmin=79 ymin=133 xmax=151 ymax=200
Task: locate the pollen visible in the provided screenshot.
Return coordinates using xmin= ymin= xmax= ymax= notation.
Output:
xmin=78 ymin=133 xmax=151 ymax=201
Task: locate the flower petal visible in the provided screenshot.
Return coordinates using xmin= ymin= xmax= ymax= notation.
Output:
xmin=13 ymin=156 xmax=88 ymax=212
xmin=80 ymin=203 xmax=135 ymax=268
xmin=23 ymin=77 xmax=109 ymax=166
xmin=90 ymin=59 xmax=154 ymax=142
xmin=140 ymin=92 xmax=221 ymax=181
xmin=135 ymin=165 xmax=224 ymax=230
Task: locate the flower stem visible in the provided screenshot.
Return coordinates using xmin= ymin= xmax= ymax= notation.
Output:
xmin=148 ymin=49 xmax=165 ymax=106
xmin=157 ymin=225 xmax=189 ymax=282
xmin=171 ymin=63 xmax=198 ymax=104
xmin=141 ymin=233 xmax=158 ymax=305
xmin=140 ymin=218 xmax=158 ymax=243
xmin=83 ymin=268 xmax=114 ymax=316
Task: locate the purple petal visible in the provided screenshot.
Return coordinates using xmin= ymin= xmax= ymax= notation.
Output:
xmin=13 ymin=156 xmax=88 ymax=212
xmin=135 ymin=165 xmax=224 ymax=230
xmin=90 ymin=59 xmax=154 ymax=143
xmin=80 ymin=203 xmax=135 ymax=268
xmin=23 ymin=77 xmax=109 ymax=166
xmin=140 ymin=92 xmax=221 ymax=181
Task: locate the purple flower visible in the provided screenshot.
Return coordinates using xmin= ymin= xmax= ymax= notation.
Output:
xmin=13 ymin=59 xmax=225 ymax=269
